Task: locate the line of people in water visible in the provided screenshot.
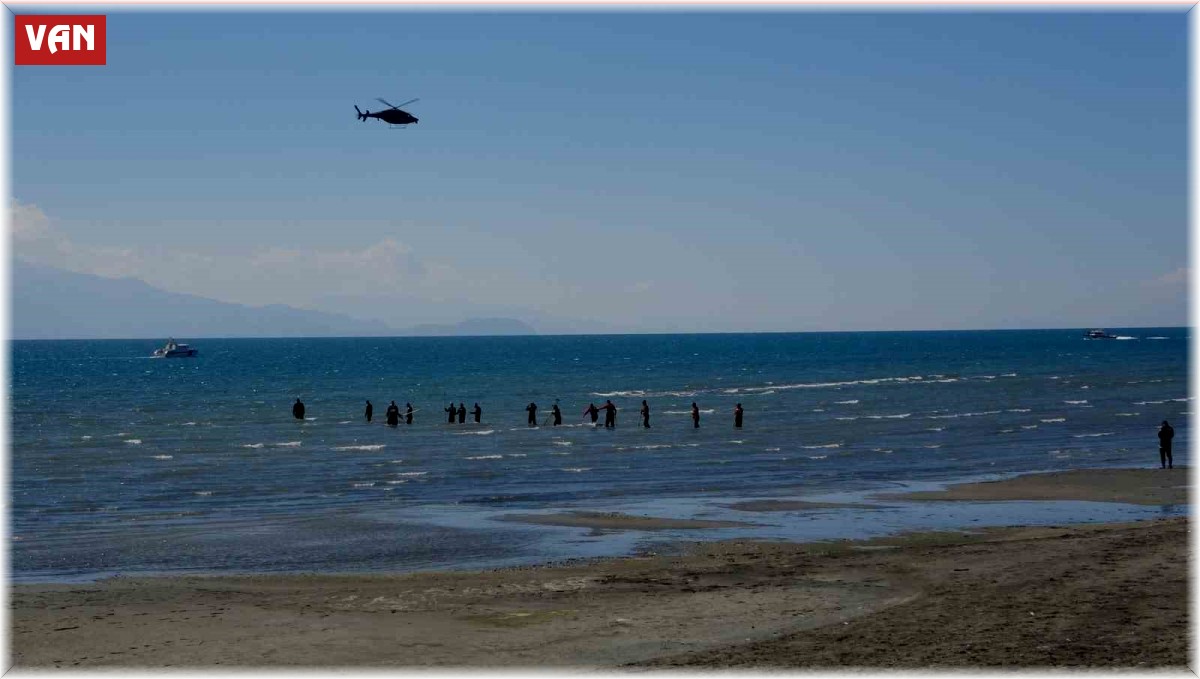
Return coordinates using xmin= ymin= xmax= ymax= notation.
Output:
xmin=295 ymin=397 xmax=746 ymax=429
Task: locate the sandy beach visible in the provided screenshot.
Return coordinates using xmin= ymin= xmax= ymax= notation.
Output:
xmin=10 ymin=467 xmax=1189 ymax=669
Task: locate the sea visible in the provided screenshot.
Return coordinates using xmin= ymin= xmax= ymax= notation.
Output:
xmin=10 ymin=329 xmax=1190 ymax=582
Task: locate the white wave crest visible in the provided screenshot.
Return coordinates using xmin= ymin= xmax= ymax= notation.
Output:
xmin=274 ymin=441 xmax=302 ymax=447
xmin=562 ymin=467 xmax=592 ymax=473
xmin=1064 ymin=400 xmax=1088 ymax=405
xmin=151 ymin=454 xmax=172 ymax=460
xmin=457 ymin=429 xmax=496 ymax=436
xmin=242 ymin=443 xmax=265 ymax=449
xmin=835 ymin=399 xmax=860 ymax=404
xmin=866 ymin=413 xmax=911 ymax=419
xmin=124 ymin=439 xmax=142 ymax=445
xmin=927 ymin=410 xmax=1000 ymax=419
xmin=802 ymin=443 xmax=842 ymax=449
xmin=465 ymin=455 xmax=503 ymax=460
xmin=334 ymin=444 xmax=386 ymax=451
xmin=1040 ymin=418 xmax=1066 ymax=423
xmin=1072 ymin=432 xmax=1114 ymax=438
xmin=395 ymin=471 xmax=427 ymax=477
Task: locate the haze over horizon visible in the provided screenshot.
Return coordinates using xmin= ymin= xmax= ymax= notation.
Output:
xmin=10 ymin=11 xmax=1187 ymax=336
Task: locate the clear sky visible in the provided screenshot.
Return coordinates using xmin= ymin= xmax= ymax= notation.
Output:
xmin=10 ymin=9 xmax=1188 ymax=333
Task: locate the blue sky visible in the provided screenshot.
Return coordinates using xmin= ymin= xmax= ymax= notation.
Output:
xmin=10 ymin=9 xmax=1188 ymax=332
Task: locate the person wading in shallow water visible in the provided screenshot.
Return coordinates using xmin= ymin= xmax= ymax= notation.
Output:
xmin=1159 ymin=420 xmax=1175 ymax=469
xmin=641 ymin=400 xmax=651 ymax=428
xmin=385 ymin=401 xmax=400 ymax=427
xmin=405 ymin=403 xmax=414 ymax=425
xmin=526 ymin=402 xmax=538 ymax=427
xmin=584 ymin=403 xmax=600 ymax=425
xmin=364 ymin=400 xmax=374 ymax=423
xmin=601 ymin=400 xmax=617 ymax=429
xmin=445 ymin=402 xmax=456 ymax=424
xmin=293 ymin=398 xmax=306 ymax=420
xmin=472 ymin=403 xmax=482 ymax=423
xmin=551 ymin=403 xmax=562 ymax=426
xmin=457 ymin=403 xmax=467 ymax=424
xmin=691 ymin=402 xmax=700 ymax=429
xmin=734 ymin=403 xmax=744 ymax=429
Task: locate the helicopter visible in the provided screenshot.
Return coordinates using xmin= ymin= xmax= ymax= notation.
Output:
xmin=355 ymin=97 xmax=419 ymax=127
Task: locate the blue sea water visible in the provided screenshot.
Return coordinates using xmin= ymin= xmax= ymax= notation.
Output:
xmin=10 ymin=329 xmax=1190 ymax=581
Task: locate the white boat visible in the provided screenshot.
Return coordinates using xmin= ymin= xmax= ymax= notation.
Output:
xmin=153 ymin=338 xmax=198 ymax=357
xmin=1085 ymin=329 xmax=1117 ymax=340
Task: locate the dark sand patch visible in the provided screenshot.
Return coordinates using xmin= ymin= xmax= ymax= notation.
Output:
xmin=498 ymin=511 xmax=756 ymax=530
xmin=724 ymin=499 xmax=885 ymax=512
xmin=876 ymin=467 xmax=1188 ymax=506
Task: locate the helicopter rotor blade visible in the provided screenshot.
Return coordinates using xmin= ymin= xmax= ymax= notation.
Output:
xmin=376 ymin=97 xmax=419 ymax=110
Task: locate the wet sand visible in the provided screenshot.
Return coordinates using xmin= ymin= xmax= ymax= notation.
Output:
xmin=878 ymin=467 xmax=1188 ymax=506
xmin=10 ymin=468 xmax=1189 ymax=669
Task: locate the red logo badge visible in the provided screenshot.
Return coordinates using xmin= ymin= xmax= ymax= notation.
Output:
xmin=15 ymin=15 xmax=106 ymax=65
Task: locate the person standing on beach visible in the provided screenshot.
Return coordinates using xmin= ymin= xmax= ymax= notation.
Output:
xmin=457 ymin=403 xmax=467 ymax=424
xmin=385 ymin=401 xmax=400 ymax=427
xmin=293 ymin=398 xmax=306 ymax=420
xmin=691 ymin=402 xmax=700 ymax=429
xmin=641 ymin=400 xmax=651 ymax=428
xmin=365 ymin=400 xmax=374 ymax=423
xmin=585 ymin=403 xmax=600 ymax=425
xmin=1159 ymin=420 xmax=1175 ymax=469
xmin=734 ymin=403 xmax=744 ymax=429
xmin=526 ymin=402 xmax=538 ymax=427
xmin=405 ymin=403 xmax=414 ymax=425
xmin=472 ymin=403 xmax=482 ymax=423
xmin=551 ymin=403 xmax=562 ymax=426
xmin=601 ymin=400 xmax=617 ymax=428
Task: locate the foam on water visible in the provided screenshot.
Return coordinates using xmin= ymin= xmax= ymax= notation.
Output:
xmin=333 ymin=445 xmax=386 ymax=451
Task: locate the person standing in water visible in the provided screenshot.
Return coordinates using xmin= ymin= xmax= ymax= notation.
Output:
xmin=526 ymin=402 xmax=538 ymax=427
xmin=691 ymin=402 xmax=700 ymax=429
xmin=365 ymin=400 xmax=374 ymax=423
xmin=584 ymin=402 xmax=600 ymax=425
xmin=405 ymin=403 xmax=414 ymax=425
xmin=385 ymin=401 xmax=400 ymax=427
xmin=601 ymin=400 xmax=617 ymax=428
xmin=734 ymin=403 xmax=744 ymax=429
xmin=551 ymin=403 xmax=562 ymax=426
xmin=445 ymin=402 xmax=456 ymax=424
xmin=472 ymin=403 xmax=482 ymax=423
xmin=293 ymin=398 xmax=306 ymax=420
xmin=1159 ymin=420 xmax=1175 ymax=469
xmin=457 ymin=403 xmax=467 ymax=424
xmin=640 ymin=400 xmax=651 ymax=428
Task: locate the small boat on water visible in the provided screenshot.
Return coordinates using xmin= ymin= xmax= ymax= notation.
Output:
xmin=1085 ymin=329 xmax=1118 ymax=340
xmin=153 ymin=338 xmax=198 ymax=357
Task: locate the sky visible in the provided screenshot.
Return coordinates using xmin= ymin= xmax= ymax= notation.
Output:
xmin=9 ymin=9 xmax=1189 ymax=333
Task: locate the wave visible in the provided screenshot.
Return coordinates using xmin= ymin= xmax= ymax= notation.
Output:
xmin=456 ymin=429 xmax=496 ymax=436
xmin=926 ymin=427 xmax=945 ymax=432
xmin=1146 ymin=336 xmax=1169 ymax=340
xmin=807 ymin=455 xmax=828 ymax=460
xmin=124 ymin=439 xmax=142 ymax=445
xmin=1114 ymin=336 xmax=1137 ymax=340
xmin=1040 ymin=418 xmax=1066 ymax=423
xmin=561 ymin=467 xmax=592 ymax=473
xmin=835 ymin=399 xmax=860 ymax=405
xmin=765 ymin=447 xmax=781 ymax=452
xmin=352 ymin=482 xmax=376 ymax=488
xmin=663 ymin=409 xmax=715 ymax=415
xmin=1072 ymin=432 xmax=1114 ymax=438
xmin=553 ymin=441 xmax=573 ymax=447
xmin=333 ymin=444 xmax=386 ymax=451
xmin=1064 ymin=400 xmax=1088 ymax=405
xmin=1021 ymin=425 xmax=1039 ymax=429
xmin=465 ymin=455 xmax=503 ymax=460
xmin=866 ymin=413 xmax=911 ymax=419
xmin=1135 ymin=400 xmax=1166 ymax=405
xmin=927 ymin=410 xmax=1000 ymax=419
xmin=274 ymin=441 xmax=302 ymax=447
xmin=151 ymin=454 xmax=172 ymax=460
xmin=802 ymin=443 xmax=841 ymax=449
xmin=590 ymin=389 xmax=698 ymax=398
xmin=508 ymin=453 xmax=527 ymax=458
xmin=1115 ymin=412 xmax=1140 ymax=417
xmin=242 ymin=443 xmax=265 ymax=449
xmin=834 ymin=416 xmax=859 ymax=421
xmin=395 ymin=471 xmax=427 ymax=477
xmin=1006 ymin=408 xmax=1031 ymax=413
xmin=80 ymin=435 xmax=92 ymax=440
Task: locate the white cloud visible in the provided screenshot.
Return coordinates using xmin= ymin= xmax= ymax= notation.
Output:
xmin=1145 ymin=267 xmax=1188 ymax=288
xmin=9 ymin=200 xmax=436 ymax=308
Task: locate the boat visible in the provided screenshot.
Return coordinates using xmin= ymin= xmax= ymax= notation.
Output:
xmin=153 ymin=338 xmax=198 ymax=357
xmin=1085 ymin=329 xmax=1117 ymax=340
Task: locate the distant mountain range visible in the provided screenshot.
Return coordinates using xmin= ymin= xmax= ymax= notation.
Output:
xmin=12 ymin=260 xmax=538 ymax=339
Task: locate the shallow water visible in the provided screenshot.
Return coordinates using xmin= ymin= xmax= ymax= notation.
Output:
xmin=11 ymin=329 xmax=1189 ymax=581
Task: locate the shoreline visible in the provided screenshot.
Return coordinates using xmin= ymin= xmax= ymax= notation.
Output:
xmin=10 ymin=467 xmax=1190 ymax=668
